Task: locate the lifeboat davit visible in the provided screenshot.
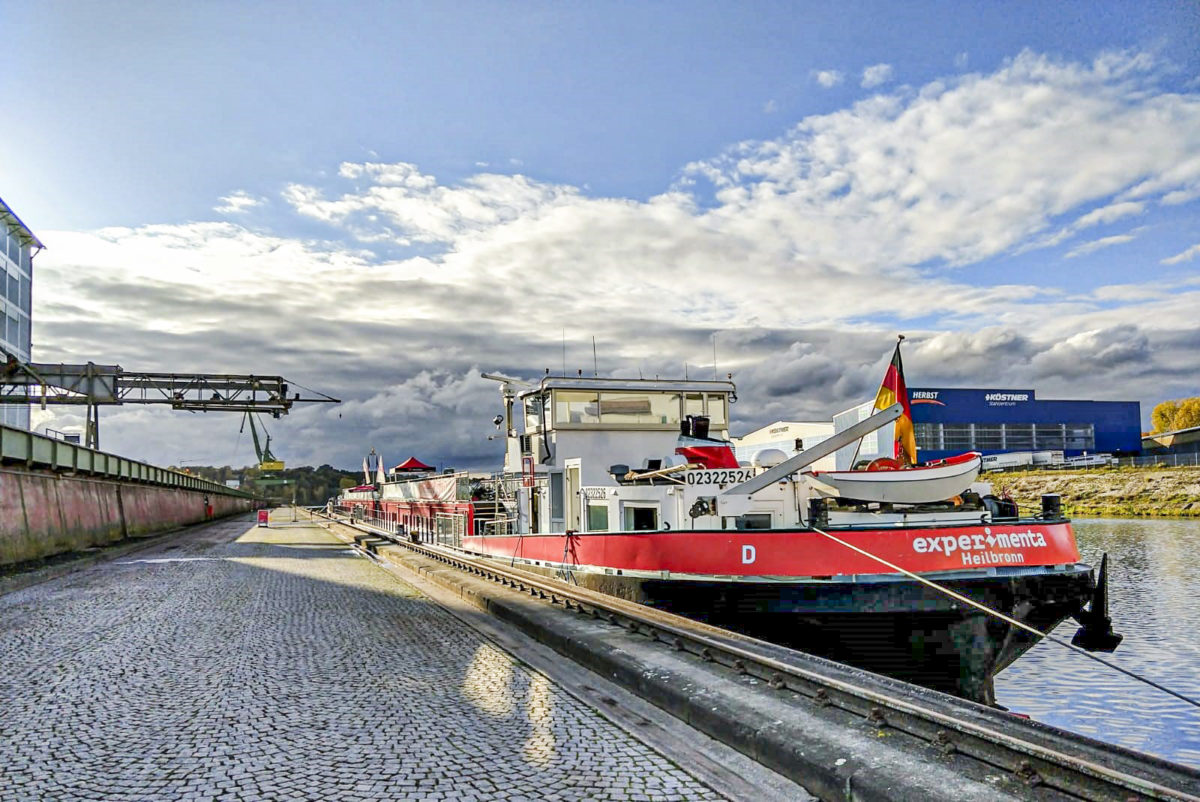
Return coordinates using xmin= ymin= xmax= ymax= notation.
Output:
xmin=807 ymin=451 xmax=982 ymax=504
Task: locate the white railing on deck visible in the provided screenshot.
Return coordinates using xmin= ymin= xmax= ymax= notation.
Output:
xmin=479 ymin=517 xmax=517 ymax=537
xmin=435 ymin=512 xmax=466 ymax=548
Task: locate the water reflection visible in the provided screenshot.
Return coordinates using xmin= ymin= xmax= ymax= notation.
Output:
xmin=995 ymin=518 xmax=1200 ymax=768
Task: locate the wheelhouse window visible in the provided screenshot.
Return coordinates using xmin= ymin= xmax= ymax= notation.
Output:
xmin=554 ymin=390 xmax=600 ymax=425
xmin=684 ymin=393 xmax=726 ymax=427
xmin=550 ymin=389 xmax=694 ymax=429
xmin=545 ymin=386 xmax=731 ymax=432
xmin=706 ymin=395 xmax=728 ymax=427
xmin=599 ymin=392 xmax=680 ymax=425
xmin=524 ymin=395 xmax=550 ymax=432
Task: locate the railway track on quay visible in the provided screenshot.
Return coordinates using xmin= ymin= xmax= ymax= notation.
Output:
xmin=319 ymin=511 xmax=1200 ymax=802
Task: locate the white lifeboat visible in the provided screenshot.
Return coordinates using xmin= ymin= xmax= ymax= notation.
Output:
xmin=806 ymin=452 xmax=982 ymax=504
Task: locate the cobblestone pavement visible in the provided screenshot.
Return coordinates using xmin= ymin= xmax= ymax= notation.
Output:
xmin=0 ymin=514 xmax=726 ymax=801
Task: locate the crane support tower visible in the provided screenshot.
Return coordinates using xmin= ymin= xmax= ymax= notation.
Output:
xmin=0 ymin=352 xmax=339 ymax=449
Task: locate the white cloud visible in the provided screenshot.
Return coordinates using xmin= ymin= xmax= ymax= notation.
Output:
xmin=1162 ymin=186 xmax=1200 ymax=205
xmin=1162 ymin=242 xmax=1200 ymax=265
xmin=684 ymin=49 xmax=1200 ymax=270
xmin=1073 ymin=201 xmax=1145 ymax=229
xmin=954 ymin=53 xmax=969 ymax=70
xmin=1065 ymin=232 xmax=1138 ymax=258
xmin=763 ymin=99 xmax=779 ymax=114
xmin=1021 ymin=201 xmax=1144 ymax=255
xmin=283 ymin=163 xmax=580 ymax=244
xmin=1030 ymin=325 xmax=1150 ymax=379
xmin=861 ymin=63 xmax=894 ymax=89
xmin=813 ymin=69 xmax=844 ymax=88
xmin=214 ymin=191 xmax=264 ymax=214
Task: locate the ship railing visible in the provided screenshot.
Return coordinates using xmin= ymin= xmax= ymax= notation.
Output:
xmin=479 ymin=517 xmax=517 ymax=537
xmin=489 ymin=471 xmax=545 ymax=497
xmin=434 ymin=512 xmax=467 ymax=548
xmin=360 ymin=511 xmax=390 ymax=532
xmin=469 ymin=472 xmax=515 ymax=500
xmin=330 ymin=502 xmax=406 ymax=536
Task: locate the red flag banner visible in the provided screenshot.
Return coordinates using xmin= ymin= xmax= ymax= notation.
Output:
xmin=873 ymin=342 xmax=917 ymax=465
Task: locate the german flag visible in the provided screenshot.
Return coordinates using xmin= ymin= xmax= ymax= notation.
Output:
xmin=874 ymin=339 xmax=917 ymax=465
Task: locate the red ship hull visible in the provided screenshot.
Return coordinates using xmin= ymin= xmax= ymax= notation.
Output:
xmin=459 ymin=521 xmax=1080 ymax=577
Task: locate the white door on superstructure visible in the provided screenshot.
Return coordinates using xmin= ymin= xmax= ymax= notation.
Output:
xmin=565 ymin=459 xmax=582 ymax=532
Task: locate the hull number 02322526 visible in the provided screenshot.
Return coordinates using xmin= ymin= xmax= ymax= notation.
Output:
xmin=684 ymin=468 xmax=754 ymax=486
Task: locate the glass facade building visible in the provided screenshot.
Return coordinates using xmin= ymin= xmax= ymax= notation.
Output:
xmin=0 ymin=195 xmax=41 ymax=429
xmin=906 ymin=388 xmax=1142 ymax=462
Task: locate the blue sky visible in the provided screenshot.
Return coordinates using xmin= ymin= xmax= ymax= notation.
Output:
xmin=2 ymin=1 xmax=1199 ymax=468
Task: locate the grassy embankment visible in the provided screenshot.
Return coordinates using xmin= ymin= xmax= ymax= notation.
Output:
xmin=988 ymin=465 xmax=1200 ymax=519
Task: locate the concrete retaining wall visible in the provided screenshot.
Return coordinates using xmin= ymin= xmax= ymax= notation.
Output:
xmin=0 ymin=467 xmax=253 ymax=566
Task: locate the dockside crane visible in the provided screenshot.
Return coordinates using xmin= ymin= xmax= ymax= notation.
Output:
xmin=241 ymin=412 xmax=284 ymax=472
xmin=0 ymin=348 xmax=338 ymax=449
xmin=239 ymin=411 xmax=296 ymax=503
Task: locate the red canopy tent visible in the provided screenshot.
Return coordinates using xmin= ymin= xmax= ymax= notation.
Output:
xmin=391 ymin=457 xmax=434 ymax=473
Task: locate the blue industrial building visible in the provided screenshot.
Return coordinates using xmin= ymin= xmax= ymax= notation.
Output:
xmin=908 ymin=388 xmax=1142 ymax=462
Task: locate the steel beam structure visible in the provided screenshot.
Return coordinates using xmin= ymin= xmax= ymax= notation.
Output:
xmin=1 ymin=355 xmax=338 ymax=449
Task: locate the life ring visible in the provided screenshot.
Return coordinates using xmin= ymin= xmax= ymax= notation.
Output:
xmin=866 ymin=457 xmax=904 ymax=471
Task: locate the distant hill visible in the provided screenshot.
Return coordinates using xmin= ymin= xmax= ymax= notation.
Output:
xmin=171 ymin=464 xmax=361 ymax=506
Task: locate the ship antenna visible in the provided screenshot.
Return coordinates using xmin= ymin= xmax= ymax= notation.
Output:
xmin=592 ymin=336 xmax=598 ymax=377
xmin=562 ymin=329 xmax=566 ymax=377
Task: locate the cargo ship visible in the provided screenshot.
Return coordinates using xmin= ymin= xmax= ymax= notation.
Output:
xmin=338 ymin=363 xmax=1118 ymax=703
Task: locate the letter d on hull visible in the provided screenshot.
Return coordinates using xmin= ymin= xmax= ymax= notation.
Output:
xmin=742 ymin=544 xmax=757 ymax=564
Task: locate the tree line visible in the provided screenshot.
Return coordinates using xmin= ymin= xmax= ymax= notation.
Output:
xmin=172 ymin=463 xmax=363 ymax=506
xmin=1151 ymin=397 xmax=1200 ymax=433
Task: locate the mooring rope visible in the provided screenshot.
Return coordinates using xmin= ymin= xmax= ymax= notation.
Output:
xmin=811 ymin=525 xmax=1200 ymax=711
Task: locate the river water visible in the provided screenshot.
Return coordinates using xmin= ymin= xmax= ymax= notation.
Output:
xmin=995 ymin=517 xmax=1200 ymax=769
